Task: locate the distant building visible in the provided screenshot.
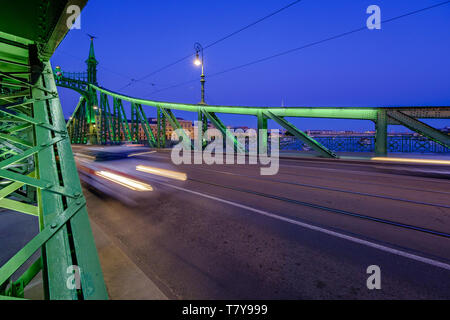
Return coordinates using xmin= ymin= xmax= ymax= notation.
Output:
xmin=227 ymin=126 xmax=250 ymax=131
xmin=148 ymin=118 xmax=193 ymax=140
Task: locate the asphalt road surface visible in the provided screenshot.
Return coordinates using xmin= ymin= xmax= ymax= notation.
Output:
xmin=81 ymin=150 xmax=450 ymax=299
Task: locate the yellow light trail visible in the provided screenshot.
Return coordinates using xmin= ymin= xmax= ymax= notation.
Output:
xmin=136 ymin=165 xmax=187 ymax=181
xmin=95 ymin=171 xmax=153 ymax=191
xmin=74 ymin=153 xmax=96 ymax=161
xmin=371 ymin=157 xmax=450 ymax=165
xmin=128 ymin=151 xmax=157 ymax=157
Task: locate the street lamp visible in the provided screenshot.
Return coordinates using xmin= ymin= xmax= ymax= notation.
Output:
xmin=194 ymin=42 xmax=206 ymax=105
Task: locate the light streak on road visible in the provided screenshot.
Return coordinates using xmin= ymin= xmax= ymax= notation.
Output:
xmin=136 ymin=165 xmax=188 ymax=181
xmin=74 ymin=153 xmax=96 ymax=161
xmin=124 ymin=144 xmax=145 ymax=147
xmin=128 ymin=151 xmax=157 ymax=157
xmin=95 ymin=170 xmax=153 ymax=191
xmin=371 ymin=157 xmax=450 ymax=165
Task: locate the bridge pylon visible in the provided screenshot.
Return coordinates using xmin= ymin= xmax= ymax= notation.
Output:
xmin=0 ymin=0 xmax=107 ymax=300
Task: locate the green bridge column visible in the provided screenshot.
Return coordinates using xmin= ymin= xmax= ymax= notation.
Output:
xmin=197 ymin=110 xmax=208 ymax=149
xmin=257 ymin=112 xmax=268 ymax=155
xmin=375 ymin=109 xmax=388 ymax=156
xmin=157 ymin=107 xmax=166 ymax=148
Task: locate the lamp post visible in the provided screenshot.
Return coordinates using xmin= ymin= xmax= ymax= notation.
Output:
xmin=194 ymin=42 xmax=206 ymax=105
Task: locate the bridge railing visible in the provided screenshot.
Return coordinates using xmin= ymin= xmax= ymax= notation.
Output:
xmin=54 ymin=71 xmax=88 ymax=82
xmin=280 ymin=135 xmax=450 ymax=154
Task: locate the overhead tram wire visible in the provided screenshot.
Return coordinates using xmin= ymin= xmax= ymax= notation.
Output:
xmin=122 ymin=0 xmax=305 ymax=89
xmin=203 ymin=0 xmax=303 ymax=50
xmin=144 ymin=78 xmax=198 ymax=97
xmin=54 ymin=50 xmax=167 ymax=91
xmin=208 ymin=0 xmax=450 ymax=79
xmin=55 ymin=49 xmax=163 ymax=90
xmin=146 ymin=0 xmax=450 ymax=97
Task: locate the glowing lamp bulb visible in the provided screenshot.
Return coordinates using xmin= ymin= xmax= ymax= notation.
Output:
xmin=194 ymin=52 xmax=201 ymax=66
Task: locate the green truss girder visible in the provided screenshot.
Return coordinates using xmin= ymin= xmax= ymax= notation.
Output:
xmin=113 ymin=98 xmax=132 ymax=142
xmin=375 ymin=109 xmax=388 ymax=156
xmin=89 ymin=84 xmax=450 ymax=119
xmin=58 ymin=82 xmax=450 ymax=155
xmin=99 ymin=92 xmax=114 ymax=144
xmin=67 ymin=97 xmax=87 ymax=144
xmin=161 ymin=108 xmax=192 ymax=150
xmin=264 ymin=111 xmax=337 ymax=158
xmin=1 ymin=2 xmax=107 ymax=300
xmin=257 ymin=111 xmax=268 ymax=155
xmin=0 ymin=45 xmax=107 ymax=300
xmin=67 ymin=97 xmax=85 ymax=129
xmin=64 ymin=85 xmax=161 ymax=147
xmin=130 ymin=103 xmax=157 ymax=147
xmin=92 ymin=85 xmax=381 ymax=120
xmin=156 ymin=107 xmax=167 ymax=148
xmin=201 ymin=109 xmax=245 ymax=153
xmin=387 ymin=110 xmax=450 ymax=149
xmin=54 ymin=39 xmax=449 ymax=155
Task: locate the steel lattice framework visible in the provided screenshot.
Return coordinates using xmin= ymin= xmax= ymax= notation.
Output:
xmin=57 ymin=38 xmax=450 ymax=157
xmin=0 ymin=1 xmax=107 ymax=300
xmin=60 ymin=64 xmax=450 ymax=158
xmin=2 ymin=0 xmax=449 ymax=302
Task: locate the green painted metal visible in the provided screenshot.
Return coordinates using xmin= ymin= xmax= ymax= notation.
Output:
xmin=5 ymin=258 xmax=41 ymax=298
xmin=130 ymin=103 xmax=157 ymax=147
xmin=0 ymin=1 xmax=107 ymax=300
xmin=56 ymin=41 xmax=449 ymax=154
xmin=197 ymin=110 xmax=208 ymax=149
xmin=161 ymin=108 xmax=192 ymax=149
xmin=137 ymin=103 xmax=157 ymax=146
xmin=157 ymin=107 xmax=166 ymax=148
xmin=201 ymin=109 xmax=245 ymax=153
xmin=257 ymin=111 xmax=268 ymax=155
xmin=99 ymin=93 xmax=114 ymax=144
xmin=387 ymin=110 xmax=450 ymax=149
xmin=114 ymin=98 xmax=132 ymax=142
xmin=375 ymin=110 xmax=388 ymax=156
xmin=91 ymin=85 xmax=380 ymax=119
xmin=130 ymin=102 xmax=139 ymax=143
xmin=264 ymin=111 xmax=337 ymax=158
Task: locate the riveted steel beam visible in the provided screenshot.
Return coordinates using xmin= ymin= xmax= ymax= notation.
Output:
xmin=264 ymin=111 xmax=337 ymax=158
xmin=0 ymin=36 xmax=107 ymax=299
xmin=201 ymin=109 xmax=245 ymax=153
xmin=387 ymin=110 xmax=450 ymax=149
xmin=161 ymin=108 xmax=192 ymax=149
xmin=375 ymin=110 xmax=388 ymax=156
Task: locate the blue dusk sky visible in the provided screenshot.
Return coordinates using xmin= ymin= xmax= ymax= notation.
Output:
xmin=51 ymin=0 xmax=450 ymax=132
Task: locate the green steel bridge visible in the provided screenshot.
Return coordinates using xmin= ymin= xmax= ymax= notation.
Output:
xmin=0 ymin=0 xmax=107 ymax=300
xmin=60 ymin=40 xmax=450 ymax=158
xmin=0 ymin=0 xmax=449 ymax=300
